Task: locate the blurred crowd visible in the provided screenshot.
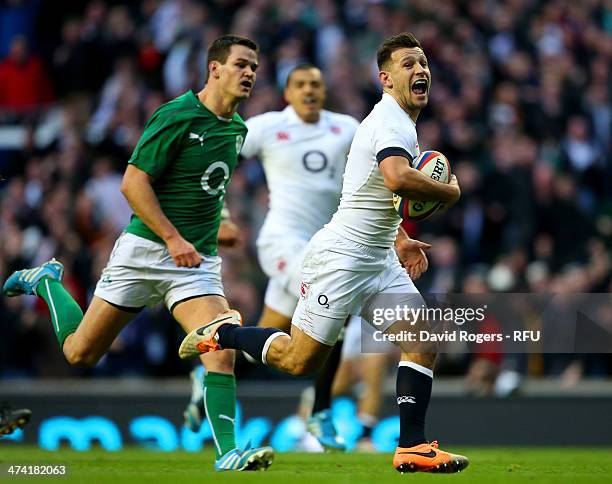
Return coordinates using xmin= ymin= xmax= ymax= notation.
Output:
xmin=0 ymin=0 xmax=610 ymax=387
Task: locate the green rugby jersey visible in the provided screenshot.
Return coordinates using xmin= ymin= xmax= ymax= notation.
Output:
xmin=124 ymin=90 xmax=247 ymax=256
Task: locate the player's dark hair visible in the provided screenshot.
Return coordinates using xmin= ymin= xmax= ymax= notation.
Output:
xmin=286 ymin=63 xmax=320 ymax=87
xmin=377 ymin=32 xmax=422 ymax=70
xmin=207 ymin=35 xmax=259 ymax=66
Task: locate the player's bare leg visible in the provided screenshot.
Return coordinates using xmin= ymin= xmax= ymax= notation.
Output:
xmin=62 ymin=296 xmax=136 ymax=367
xmin=261 ymin=325 xmax=332 ymax=375
xmin=173 ymin=296 xmax=273 ymax=471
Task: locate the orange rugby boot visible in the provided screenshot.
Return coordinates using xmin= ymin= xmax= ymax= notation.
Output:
xmin=393 ymin=440 xmax=469 ymax=473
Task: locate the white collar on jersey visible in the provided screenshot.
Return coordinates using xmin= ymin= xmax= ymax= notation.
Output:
xmin=381 ymin=92 xmax=417 ymax=127
xmin=283 ymin=105 xmax=327 ymax=127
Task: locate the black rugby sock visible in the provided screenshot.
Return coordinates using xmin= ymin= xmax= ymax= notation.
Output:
xmin=396 ymin=362 xmax=433 ymax=448
xmin=216 ymin=324 xmax=285 ymax=363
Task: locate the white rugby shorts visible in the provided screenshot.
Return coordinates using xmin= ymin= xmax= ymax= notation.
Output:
xmin=291 ymin=228 xmax=424 ymax=346
xmin=257 ymin=237 xmax=309 ymax=317
xmin=94 ymin=233 xmax=224 ymax=311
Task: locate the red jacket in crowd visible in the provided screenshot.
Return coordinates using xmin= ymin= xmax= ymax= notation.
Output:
xmin=0 ymin=55 xmax=54 ymax=114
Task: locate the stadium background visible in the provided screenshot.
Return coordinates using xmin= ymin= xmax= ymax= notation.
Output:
xmin=0 ymin=0 xmax=611 ymax=450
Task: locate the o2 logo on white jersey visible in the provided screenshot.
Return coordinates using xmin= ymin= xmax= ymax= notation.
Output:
xmin=302 ymin=150 xmax=328 ymax=174
xmin=201 ymin=161 xmax=230 ymax=199
xmin=317 ymin=294 xmax=330 ymax=309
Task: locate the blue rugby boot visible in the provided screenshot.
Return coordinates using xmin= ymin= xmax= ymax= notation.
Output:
xmin=214 ymin=444 xmax=274 ymax=471
xmin=306 ymin=409 xmax=346 ymax=452
xmin=3 ymin=258 xmax=64 ymax=297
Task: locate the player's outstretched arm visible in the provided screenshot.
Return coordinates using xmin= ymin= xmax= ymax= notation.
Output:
xmin=380 ymin=155 xmax=461 ymax=206
xmin=120 ymin=164 xmax=203 ymax=267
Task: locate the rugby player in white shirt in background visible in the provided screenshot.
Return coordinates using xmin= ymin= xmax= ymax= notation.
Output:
xmin=181 ymin=32 xmax=469 ymax=472
xmin=184 ymin=64 xmax=360 ymax=451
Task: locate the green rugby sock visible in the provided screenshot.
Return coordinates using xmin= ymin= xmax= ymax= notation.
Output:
xmin=35 ymin=278 xmax=83 ymax=347
xmin=203 ymin=371 xmax=237 ymax=458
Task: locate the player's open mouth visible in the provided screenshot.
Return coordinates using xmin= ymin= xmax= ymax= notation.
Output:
xmin=303 ymin=96 xmax=317 ymax=107
xmin=241 ymin=80 xmax=253 ymax=89
xmin=411 ymin=79 xmax=428 ymax=95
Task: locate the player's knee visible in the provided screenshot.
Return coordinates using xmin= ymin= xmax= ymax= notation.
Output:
xmin=397 ymin=337 xmax=439 ymax=356
xmin=64 ymin=346 xmax=100 ymax=368
xmin=286 ymin=362 xmax=309 ymax=377
xmin=286 ymin=357 xmax=321 ymax=377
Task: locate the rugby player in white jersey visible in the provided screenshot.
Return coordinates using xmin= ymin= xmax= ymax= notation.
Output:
xmin=185 ymin=64 xmax=359 ymax=451
xmin=180 ymin=32 xmax=469 ymax=473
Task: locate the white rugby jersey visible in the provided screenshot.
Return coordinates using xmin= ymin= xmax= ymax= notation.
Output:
xmin=241 ymin=105 xmax=359 ymax=244
xmin=327 ymin=93 xmax=420 ymax=248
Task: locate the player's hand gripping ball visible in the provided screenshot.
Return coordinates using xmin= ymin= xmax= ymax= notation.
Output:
xmin=393 ymin=150 xmax=451 ymax=221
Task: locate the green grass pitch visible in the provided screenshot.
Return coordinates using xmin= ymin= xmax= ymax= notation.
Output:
xmin=1 ymin=447 xmax=611 ymax=483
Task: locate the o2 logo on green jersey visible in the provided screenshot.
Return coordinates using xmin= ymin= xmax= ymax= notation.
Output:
xmin=200 ymin=161 xmax=230 ymax=199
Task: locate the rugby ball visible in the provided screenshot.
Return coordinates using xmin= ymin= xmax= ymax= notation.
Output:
xmin=392 ymin=150 xmax=451 ymax=221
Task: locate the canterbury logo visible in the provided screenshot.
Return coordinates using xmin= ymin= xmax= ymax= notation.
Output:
xmin=397 ymin=396 xmax=416 ymax=404
xmin=189 ymin=132 xmax=205 ymax=145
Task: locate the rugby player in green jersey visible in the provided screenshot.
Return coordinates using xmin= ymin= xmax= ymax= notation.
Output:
xmin=2 ymin=35 xmax=273 ymax=472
